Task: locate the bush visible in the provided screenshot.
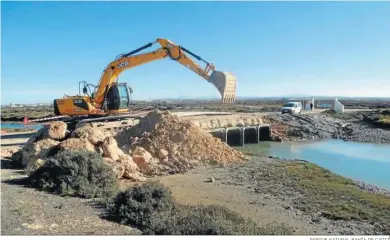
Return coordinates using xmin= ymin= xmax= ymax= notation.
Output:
xmin=105 ymin=182 xmax=175 ymax=228
xmin=27 ymin=150 xmax=118 ymax=198
xmin=146 ymin=204 xmax=273 ymax=235
xmin=106 ymin=182 xmax=293 ymax=235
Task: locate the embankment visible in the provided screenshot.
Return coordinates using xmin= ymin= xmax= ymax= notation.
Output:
xmin=263 ymin=111 xmax=390 ymax=144
xmin=217 ymin=156 xmax=390 ymax=235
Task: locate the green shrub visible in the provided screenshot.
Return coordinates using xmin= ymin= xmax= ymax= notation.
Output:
xmin=146 ymin=204 xmax=292 ymax=235
xmin=106 ymin=183 xmax=293 ymax=235
xmin=105 ymin=182 xmax=175 ymax=228
xmin=27 ymin=150 xmax=118 ymax=198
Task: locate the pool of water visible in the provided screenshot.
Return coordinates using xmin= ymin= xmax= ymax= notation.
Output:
xmin=1 ymin=122 xmax=43 ymax=130
xmin=235 ymin=140 xmax=390 ymax=190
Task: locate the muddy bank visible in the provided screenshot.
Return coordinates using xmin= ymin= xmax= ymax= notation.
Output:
xmin=215 ymin=157 xmax=390 ymax=235
xmin=264 ymin=111 xmax=390 ymax=144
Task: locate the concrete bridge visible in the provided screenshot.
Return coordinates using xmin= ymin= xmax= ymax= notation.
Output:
xmin=208 ymin=124 xmax=272 ymax=146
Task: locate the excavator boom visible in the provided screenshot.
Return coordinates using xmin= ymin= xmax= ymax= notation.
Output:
xmin=94 ymin=38 xmax=237 ymax=106
xmin=54 ymin=38 xmax=237 ymax=118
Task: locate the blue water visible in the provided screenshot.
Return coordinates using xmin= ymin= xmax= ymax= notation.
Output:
xmin=236 ymin=140 xmax=390 ymax=190
xmin=1 ymin=122 xmax=43 ymax=130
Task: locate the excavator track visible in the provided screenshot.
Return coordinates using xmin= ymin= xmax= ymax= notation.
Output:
xmin=24 ymin=110 xmax=151 ymax=131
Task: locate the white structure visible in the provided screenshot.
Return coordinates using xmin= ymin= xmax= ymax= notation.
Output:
xmin=333 ymin=98 xmax=345 ymax=113
xmin=305 ymin=98 xmax=315 ymax=110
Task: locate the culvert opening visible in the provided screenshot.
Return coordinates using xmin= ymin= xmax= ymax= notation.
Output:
xmin=210 ymin=130 xmax=224 ymax=142
xmin=227 ymin=128 xmax=242 ymax=146
xmin=244 ymin=128 xmax=258 ymax=144
xmin=259 ymin=126 xmax=271 ymax=141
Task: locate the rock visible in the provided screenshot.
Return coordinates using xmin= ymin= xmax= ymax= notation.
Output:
xmin=206 ymin=177 xmax=215 ymax=183
xmin=273 ymin=136 xmax=283 ymax=142
xmin=0 ymin=147 xmax=21 ymax=158
xmin=118 ymin=155 xmax=138 ymax=174
xmin=311 ymin=217 xmax=321 ymax=223
xmin=284 ymin=205 xmax=293 ymax=210
xmin=158 ymin=149 xmax=169 ymax=159
xmin=132 ymin=155 xmax=151 ymax=172
xmin=236 ymin=119 xmax=245 ymax=127
xmin=95 ymin=147 xmax=104 ymax=155
xmin=58 ymin=138 xmax=95 ymax=152
xmin=124 ymin=172 xmax=147 ymax=182
xmin=129 ymin=136 xmax=139 ymax=146
xmin=103 ymin=158 xmax=125 ymax=179
xmin=25 ymin=158 xmax=46 ymax=173
xmin=117 ymin=148 xmax=125 ymax=157
xmin=43 ymin=121 xmax=68 ymax=140
xmin=71 ymin=125 xmax=106 ymax=145
xmin=22 ymin=139 xmax=60 ymax=167
xmin=132 ymin=147 xmax=152 ymax=163
xmin=171 ymin=132 xmax=186 ymax=143
xmin=102 ymin=136 xmax=120 ymax=160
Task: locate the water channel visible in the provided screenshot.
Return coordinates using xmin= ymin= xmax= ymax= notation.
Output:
xmin=235 ymin=139 xmax=390 ymax=190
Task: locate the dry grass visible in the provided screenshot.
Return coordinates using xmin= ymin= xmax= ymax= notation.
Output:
xmin=1 ymin=106 xmax=53 ymax=120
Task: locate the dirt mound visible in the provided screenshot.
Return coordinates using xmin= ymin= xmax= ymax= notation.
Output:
xmin=116 ymin=110 xmax=248 ymax=174
xmin=13 ymin=111 xmax=248 ymax=181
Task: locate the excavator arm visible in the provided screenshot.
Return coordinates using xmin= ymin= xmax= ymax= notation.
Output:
xmin=93 ymin=38 xmax=236 ymax=108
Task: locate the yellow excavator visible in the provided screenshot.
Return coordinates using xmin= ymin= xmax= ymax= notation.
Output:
xmin=53 ymin=38 xmax=237 ymax=119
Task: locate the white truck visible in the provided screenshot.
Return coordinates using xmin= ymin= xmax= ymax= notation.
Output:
xmin=281 ymin=102 xmax=302 ymax=114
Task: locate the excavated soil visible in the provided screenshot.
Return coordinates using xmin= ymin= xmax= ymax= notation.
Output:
xmin=10 ymin=110 xmax=248 ymax=181
xmin=115 ymin=110 xmax=248 ymax=175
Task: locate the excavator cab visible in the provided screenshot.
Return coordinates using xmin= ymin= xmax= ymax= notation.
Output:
xmin=104 ymin=82 xmax=131 ymax=111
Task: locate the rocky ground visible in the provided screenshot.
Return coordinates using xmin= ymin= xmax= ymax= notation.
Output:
xmin=264 ymin=110 xmax=390 ymax=144
xmin=1 ymin=159 xmax=141 ymax=235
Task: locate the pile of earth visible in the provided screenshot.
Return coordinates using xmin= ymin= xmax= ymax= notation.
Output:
xmin=11 ymin=110 xmax=248 ymax=181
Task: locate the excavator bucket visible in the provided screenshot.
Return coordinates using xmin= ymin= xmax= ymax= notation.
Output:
xmin=209 ymin=71 xmax=237 ymax=104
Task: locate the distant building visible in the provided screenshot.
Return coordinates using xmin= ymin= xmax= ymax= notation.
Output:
xmin=10 ymin=103 xmax=24 ymax=108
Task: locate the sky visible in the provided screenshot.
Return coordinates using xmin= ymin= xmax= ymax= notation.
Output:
xmin=1 ymin=1 xmax=390 ymax=104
